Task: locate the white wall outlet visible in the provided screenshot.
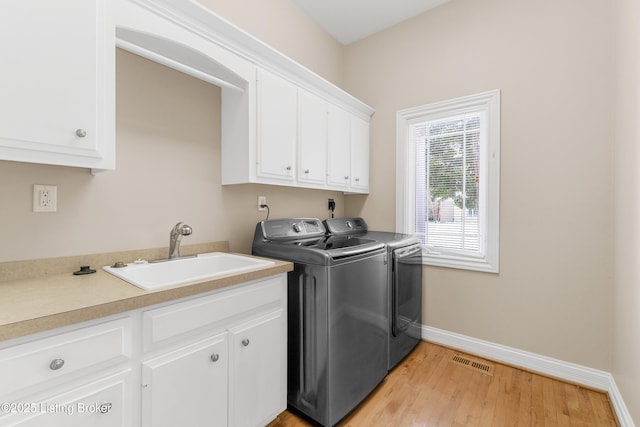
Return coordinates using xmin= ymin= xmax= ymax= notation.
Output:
xmin=33 ymin=184 xmax=57 ymax=212
xmin=258 ymin=196 xmax=267 ymax=211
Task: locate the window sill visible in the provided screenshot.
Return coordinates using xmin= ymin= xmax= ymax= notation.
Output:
xmin=421 ymin=247 xmax=499 ymax=273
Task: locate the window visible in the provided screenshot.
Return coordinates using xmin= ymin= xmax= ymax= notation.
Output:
xmin=396 ymin=90 xmax=500 ymax=273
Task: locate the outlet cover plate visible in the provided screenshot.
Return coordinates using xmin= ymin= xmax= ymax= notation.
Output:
xmin=33 ymin=184 xmax=57 ymax=212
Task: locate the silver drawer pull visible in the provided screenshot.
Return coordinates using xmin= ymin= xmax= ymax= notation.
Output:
xmin=210 ymin=353 xmax=220 ymax=362
xmin=344 ymin=176 xmax=349 ymax=180
xmin=241 ymin=338 xmax=250 ymax=347
xmin=75 ymin=128 xmax=87 ymax=138
xmin=49 ymin=358 xmax=65 ymax=371
xmin=285 ymin=165 xmax=291 ymax=171
xmin=304 ymin=169 xmax=310 ymax=174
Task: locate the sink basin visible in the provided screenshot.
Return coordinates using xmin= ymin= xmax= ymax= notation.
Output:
xmin=103 ymin=252 xmax=275 ymax=291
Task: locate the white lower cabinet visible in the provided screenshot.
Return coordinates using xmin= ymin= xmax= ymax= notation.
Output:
xmin=0 ymin=317 xmax=133 ymax=426
xmin=9 ymin=371 xmax=131 ymax=427
xmin=0 ymin=274 xmax=287 ymax=427
xmin=229 ymin=310 xmax=284 ymax=427
xmin=141 ymin=334 xmax=229 ymax=427
xmin=140 ymin=275 xmax=287 ymax=427
xmin=141 ymin=276 xmax=286 ymax=427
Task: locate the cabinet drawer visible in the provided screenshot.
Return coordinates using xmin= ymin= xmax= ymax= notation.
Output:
xmin=0 ymin=317 xmax=131 ymax=397
xmin=143 ymin=276 xmax=285 ymax=349
xmin=1 ymin=370 xmax=131 ymax=427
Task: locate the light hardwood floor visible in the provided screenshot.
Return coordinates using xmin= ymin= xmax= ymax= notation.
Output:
xmin=268 ymin=341 xmax=618 ymax=427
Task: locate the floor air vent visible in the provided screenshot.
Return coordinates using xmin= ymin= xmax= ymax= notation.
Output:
xmin=449 ymin=353 xmax=495 ymax=376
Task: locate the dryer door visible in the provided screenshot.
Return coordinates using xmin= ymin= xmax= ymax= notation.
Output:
xmin=392 ymin=245 xmax=422 ymax=337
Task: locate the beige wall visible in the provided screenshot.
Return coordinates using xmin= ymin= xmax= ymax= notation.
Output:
xmin=613 ymin=0 xmax=640 ymax=422
xmin=198 ymin=0 xmax=344 ymax=87
xmin=343 ymin=0 xmax=615 ymax=371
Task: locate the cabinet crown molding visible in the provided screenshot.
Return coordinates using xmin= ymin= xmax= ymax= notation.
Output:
xmin=120 ymin=0 xmax=374 ymax=118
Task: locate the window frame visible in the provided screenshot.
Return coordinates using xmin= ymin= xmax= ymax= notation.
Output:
xmin=396 ymin=90 xmax=500 ymax=273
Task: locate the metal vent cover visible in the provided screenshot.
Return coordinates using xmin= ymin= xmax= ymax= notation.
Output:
xmin=449 ymin=353 xmax=495 ymax=376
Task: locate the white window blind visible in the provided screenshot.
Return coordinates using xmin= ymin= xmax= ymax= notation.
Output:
xmin=414 ymin=114 xmax=482 ymax=253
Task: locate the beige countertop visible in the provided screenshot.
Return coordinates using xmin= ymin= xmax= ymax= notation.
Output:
xmin=0 ymin=242 xmax=292 ymax=342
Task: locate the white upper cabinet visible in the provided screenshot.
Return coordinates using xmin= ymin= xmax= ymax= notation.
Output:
xmin=327 ymin=105 xmax=352 ymax=189
xmin=256 ymin=69 xmax=297 ymax=182
xmin=350 ymin=116 xmax=370 ymax=192
xmin=298 ymin=90 xmax=328 ymax=186
xmin=0 ymin=0 xmax=115 ymax=171
xmin=113 ymin=0 xmax=373 ymax=192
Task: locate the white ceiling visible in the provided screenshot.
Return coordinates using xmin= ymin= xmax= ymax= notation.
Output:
xmin=290 ymin=0 xmax=450 ymax=45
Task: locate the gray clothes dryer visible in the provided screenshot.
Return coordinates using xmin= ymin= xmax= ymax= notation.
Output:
xmin=324 ymin=217 xmax=423 ymax=370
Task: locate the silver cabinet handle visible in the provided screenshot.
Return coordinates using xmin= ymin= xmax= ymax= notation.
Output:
xmin=355 ymin=178 xmax=360 ymax=182
xmin=285 ymin=166 xmax=291 ymax=171
xmin=304 ymin=169 xmax=310 ymax=174
xmin=210 ymin=353 xmax=220 ymax=362
xmin=49 ymin=358 xmax=65 ymax=370
xmin=242 ymin=338 xmax=250 ymax=347
xmin=75 ymin=129 xmax=87 ymax=138
xmin=344 ymin=176 xmax=349 ymax=180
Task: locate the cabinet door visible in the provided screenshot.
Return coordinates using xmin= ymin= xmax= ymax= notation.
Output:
xmin=327 ymin=105 xmax=351 ymax=189
xmin=229 ymin=310 xmax=285 ymax=427
xmin=298 ymin=90 xmax=327 ymax=185
xmin=350 ymin=116 xmax=370 ymax=192
xmin=141 ymin=334 xmax=228 ymax=427
xmin=0 ymin=0 xmax=114 ymax=170
xmin=7 ymin=371 xmax=131 ymax=427
xmin=256 ymin=69 xmax=297 ymax=181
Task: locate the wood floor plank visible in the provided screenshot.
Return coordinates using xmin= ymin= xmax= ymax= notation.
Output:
xmin=516 ymin=369 xmax=533 ymax=426
xmin=562 ymin=382 xmax=582 ymax=425
xmin=267 ymin=341 xmax=618 ymax=427
xmin=452 ymin=366 xmax=491 ymax=426
xmin=530 ymin=374 xmax=547 ymax=426
xmin=542 ymin=375 xmax=560 ymax=425
xmin=553 ymin=379 xmax=572 ymax=427
xmin=496 ymin=366 xmax=523 ymax=426
xmin=432 ymin=360 xmax=470 ymax=425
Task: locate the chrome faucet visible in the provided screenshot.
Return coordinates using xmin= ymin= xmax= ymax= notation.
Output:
xmin=169 ymin=222 xmax=192 ymax=259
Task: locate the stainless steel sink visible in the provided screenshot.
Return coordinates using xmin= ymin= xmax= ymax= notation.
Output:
xmin=103 ymin=252 xmax=275 ymax=291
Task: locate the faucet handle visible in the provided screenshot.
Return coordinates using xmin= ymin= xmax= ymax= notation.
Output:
xmin=171 ymin=222 xmax=192 ymax=236
xmin=169 ymin=222 xmax=192 ymax=259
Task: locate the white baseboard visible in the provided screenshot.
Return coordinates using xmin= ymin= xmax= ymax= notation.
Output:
xmin=422 ymin=325 xmax=635 ymax=427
